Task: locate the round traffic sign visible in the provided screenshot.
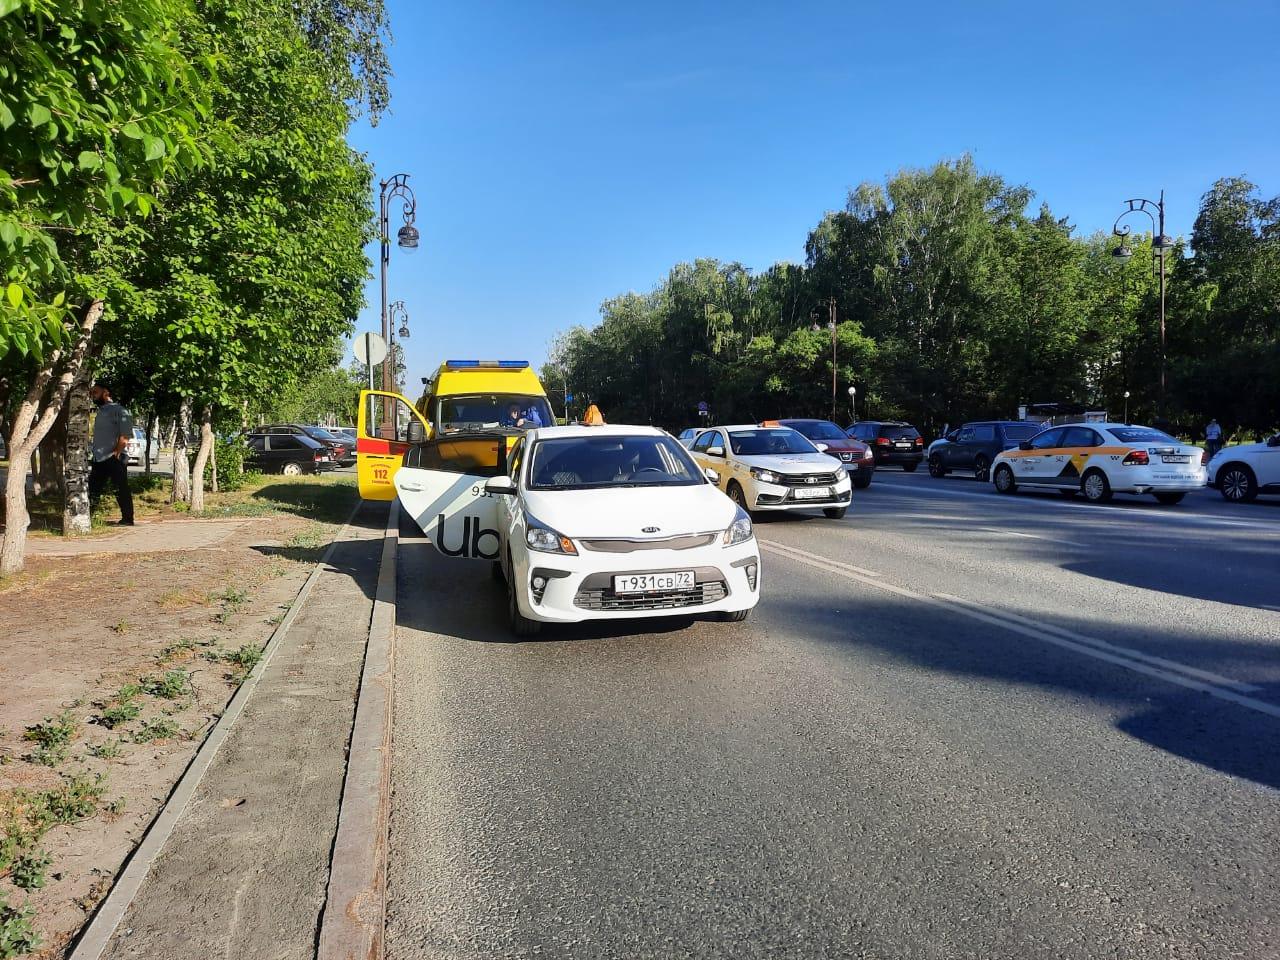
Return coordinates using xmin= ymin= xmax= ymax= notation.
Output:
xmin=353 ymin=331 xmax=387 ymax=366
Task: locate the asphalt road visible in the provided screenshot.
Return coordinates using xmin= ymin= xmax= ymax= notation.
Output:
xmin=385 ymin=468 xmax=1280 ymax=960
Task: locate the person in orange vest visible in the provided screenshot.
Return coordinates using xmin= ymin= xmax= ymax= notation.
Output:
xmin=582 ymin=403 xmax=606 ymax=425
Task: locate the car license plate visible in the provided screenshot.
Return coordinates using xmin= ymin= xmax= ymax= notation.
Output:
xmin=613 ymin=571 xmax=695 ymax=593
xmin=318 ymin=456 xmax=330 ymax=461
xmin=895 ymin=441 xmax=912 ymax=448
xmin=793 ymin=486 xmax=831 ymax=500
xmin=1162 ymin=455 xmax=1190 ymax=464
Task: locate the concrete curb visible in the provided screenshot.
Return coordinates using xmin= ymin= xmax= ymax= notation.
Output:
xmin=68 ymin=498 xmax=365 ymax=960
xmin=317 ymin=500 xmax=399 ymax=960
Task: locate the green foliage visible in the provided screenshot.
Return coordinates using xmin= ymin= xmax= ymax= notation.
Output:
xmin=139 ymin=669 xmax=192 ymax=700
xmin=0 ymin=893 xmax=40 ymax=958
xmin=0 ymin=0 xmax=212 ymax=361
xmin=556 ymin=158 xmax=1278 ymax=436
xmin=210 ymin=433 xmax=250 ymax=490
xmin=22 ymin=711 xmax=78 ymax=766
xmin=98 ymin=684 xmax=143 ymax=729
xmin=131 ymin=717 xmax=179 ymax=743
xmin=10 ymin=849 xmax=51 ymax=891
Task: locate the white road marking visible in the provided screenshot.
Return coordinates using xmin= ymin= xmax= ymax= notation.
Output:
xmin=759 ymin=539 xmax=1280 ymax=720
xmin=869 ymin=476 xmax=1280 ymax=533
xmin=935 ymin=593 xmax=1263 ymax=694
xmin=976 ymin=527 xmax=1086 ymax=548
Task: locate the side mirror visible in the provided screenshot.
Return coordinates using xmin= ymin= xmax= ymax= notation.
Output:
xmin=484 ymin=476 xmax=517 ymax=496
xmin=703 ymin=467 xmax=720 ymax=484
xmin=948 ymin=430 xmax=959 ymax=442
xmin=1268 ymin=434 xmax=1280 ymax=448
xmin=1018 ymin=441 xmax=1034 ymax=451
xmin=814 ymin=442 xmax=829 ymax=452
xmin=406 ymin=420 xmax=425 ymax=443
xmin=707 ymin=445 xmax=725 ymax=458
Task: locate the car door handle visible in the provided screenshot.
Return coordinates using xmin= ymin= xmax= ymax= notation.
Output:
xmin=399 ymin=482 xmax=422 ymax=492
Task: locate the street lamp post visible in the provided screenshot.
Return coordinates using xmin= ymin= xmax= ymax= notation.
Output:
xmin=1123 ymin=390 xmax=1131 ymax=424
xmin=379 ymin=174 xmax=418 ymax=395
xmin=1111 ymin=191 xmax=1173 ymax=416
xmin=811 ymin=298 xmax=838 ymax=421
xmin=387 ymin=300 xmax=410 ymax=392
xmin=847 ymin=385 xmax=857 ymax=423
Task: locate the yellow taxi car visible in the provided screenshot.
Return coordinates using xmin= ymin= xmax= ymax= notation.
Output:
xmin=991 ymin=422 xmax=1207 ymax=505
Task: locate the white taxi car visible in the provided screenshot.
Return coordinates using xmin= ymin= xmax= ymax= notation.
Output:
xmin=688 ymin=423 xmax=852 ymax=519
xmin=991 ymin=422 xmax=1206 ymax=504
xmin=485 ymin=425 xmax=760 ymax=636
xmin=1207 ymin=433 xmax=1280 ymax=502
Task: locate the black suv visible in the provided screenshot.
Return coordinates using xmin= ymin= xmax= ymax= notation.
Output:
xmin=244 ymin=432 xmax=335 ymax=475
xmin=928 ymin=420 xmax=1043 ymax=482
xmin=846 ymin=421 xmax=924 ymax=470
xmin=250 ymin=423 xmax=352 ymax=465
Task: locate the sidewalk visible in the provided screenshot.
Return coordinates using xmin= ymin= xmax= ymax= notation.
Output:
xmin=83 ymin=500 xmax=389 ymax=960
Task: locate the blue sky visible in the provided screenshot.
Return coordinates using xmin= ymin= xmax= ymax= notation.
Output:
xmin=348 ymin=0 xmax=1279 ymax=387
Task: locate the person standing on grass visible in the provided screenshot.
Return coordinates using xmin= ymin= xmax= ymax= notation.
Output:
xmin=1205 ymin=418 xmax=1223 ymax=459
xmin=88 ymin=380 xmax=135 ymax=526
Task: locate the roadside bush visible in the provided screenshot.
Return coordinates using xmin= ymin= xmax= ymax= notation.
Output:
xmin=210 ymin=435 xmax=252 ymax=491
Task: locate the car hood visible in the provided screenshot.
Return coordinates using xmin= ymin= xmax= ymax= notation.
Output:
xmin=521 ymin=484 xmax=738 ymax=539
xmin=736 ymin=452 xmax=844 ymax=473
xmin=1212 ymin=441 xmax=1268 ymax=458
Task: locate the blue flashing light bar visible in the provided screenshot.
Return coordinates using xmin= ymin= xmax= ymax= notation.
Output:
xmin=444 ymin=360 xmax=530 ymax=369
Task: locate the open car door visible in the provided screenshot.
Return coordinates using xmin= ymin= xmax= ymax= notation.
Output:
xmin=357 ymin=390 xmax=430 ymax=501
xmin=393 ymin=433 xmax=511 ymax=560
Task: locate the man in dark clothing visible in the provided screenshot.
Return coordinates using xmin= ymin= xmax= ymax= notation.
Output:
xmin=88 ymin=381 xmax=135 ymax=525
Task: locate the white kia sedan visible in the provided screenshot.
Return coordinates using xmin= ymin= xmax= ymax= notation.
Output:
xmin=688 ymin=424 xmax=852 ymax=519
xmin=485 ymin=425 xmax=760 ymax=636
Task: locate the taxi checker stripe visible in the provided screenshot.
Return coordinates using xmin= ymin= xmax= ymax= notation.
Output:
xmin=1003 ymin=445 xmax=1131 ymax=459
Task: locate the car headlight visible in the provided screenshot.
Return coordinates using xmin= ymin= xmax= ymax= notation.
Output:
xmin=525 ymin=516 xmax=577 ymax=555
xmin=860 ymin=446 xmax=874 ymax=460
xmin=723 ymin=507 xmax=753 ymax=546
xmin=750 ymin=467 xmax=781 ymax=484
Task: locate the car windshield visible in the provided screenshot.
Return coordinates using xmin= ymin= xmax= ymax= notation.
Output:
xmin=305 ymin=427 xmax=339 ymax=441
xmin=1109 ymin=426 xmax=1177 ymax=444
xmin=1002 ymin=424 xmax=1040 ymax=440
xmin=729 ymin=428 xmax=817 ymax=456
xmin=437 ymin=394 xmax=555 ymax=434
xmin=791 ymin=421 xmax=846 ymax=441
xmin=528 ymin=434 xmax=704 ymax=490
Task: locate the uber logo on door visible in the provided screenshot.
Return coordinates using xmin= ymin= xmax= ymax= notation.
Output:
xmin=435 ymin=514 xmax=500 ymax=561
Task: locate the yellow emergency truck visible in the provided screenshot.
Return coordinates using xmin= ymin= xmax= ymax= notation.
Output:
xmin=356 ymin=359 xmax=553 ymax=503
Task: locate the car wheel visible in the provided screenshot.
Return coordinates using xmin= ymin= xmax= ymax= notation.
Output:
xmin=901 ymin=461 xmax=918 ymax=473
xmin=727 ymin=481 xmax=753 ymax=516
xmin=928 ymin=455 xmax=947 ymax=478
xmin=993 ymin=464 xmax=1017 ymax=494
xmin=281 ymin=462 xmax=303 ymax=476
xmin=1219 ymin=464 xmax=1258 ymax=503
xmin=506 ymin=553 xmax=541 ymax=638
xmin=823 ymin=506 xmax=847 ymax=519
xmin=1155 ymin=492 xmax=1185 ymax=505
xmin=973 ymin=455 xmax=990 ymax=483
xmin=720 ymin=609 xmax=750 ymax=623
xmin=1081 ymin=469 xmax=1112 ymax=503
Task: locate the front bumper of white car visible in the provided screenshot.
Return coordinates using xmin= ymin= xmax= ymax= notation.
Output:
xmin=748 ymin=473 xmax=852 ymax=511
xmin=514 ymin=537 xmax=761 ymax=624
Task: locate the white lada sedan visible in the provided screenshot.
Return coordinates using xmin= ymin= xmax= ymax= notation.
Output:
xmin=485 ymin=425 xmax=760 ymax=636
xmin=688 ymin=424 xmax=852 ymax=519
xmin=990 ymin=422 xmax=1207 ymax=504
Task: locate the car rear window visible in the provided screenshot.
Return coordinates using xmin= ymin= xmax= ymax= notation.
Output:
xmin=1109 ymin=427 xmax=1176 ymax=444
xmin=881 ymin=425 xmax=919 ymax=440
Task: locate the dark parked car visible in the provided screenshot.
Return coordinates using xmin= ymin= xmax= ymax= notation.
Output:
xmin=776 ymin=418 xmax=875 ymax=488
xmin=245 ymin=432 xmax=335 ymax=475
xmin=927 ymin=420 xmax=1044 ymax=481
xmin=253 ymin=423 xmax=352 ymax=465
xmin=846 ymin=421 xmax=924 ymax=470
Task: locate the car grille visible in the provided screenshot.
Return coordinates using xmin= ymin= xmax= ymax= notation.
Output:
xmin=837 ymin=451 xmax=853 ymax=462
xmin=579 ymin=532 xmax=718 ymax=553
xmin=574 ymin=581 xmax=728 ymax=611
xmin=777 ymin=472 xmax=841 ymax=486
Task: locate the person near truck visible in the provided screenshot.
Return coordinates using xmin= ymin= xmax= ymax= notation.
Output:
xmin=88 ymin=380 xmax=135 ymax=526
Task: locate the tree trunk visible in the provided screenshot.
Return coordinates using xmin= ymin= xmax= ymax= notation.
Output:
xmin=210 ymin=437 xmax=219 ymax=494
xmin=144 ymin=415 xmax=155 ymax=477
xmin=171 ymin=399 xmax=192 ymax=505
xmin=0 ymin=300 xmax=104 ymax=576
xmin=33 ymin=405 xmax=67 ymax=498
xmin=190 ymin=405 xmax=213 ymax=514
xmin=62 ymin=377 xmax=93 ymax=534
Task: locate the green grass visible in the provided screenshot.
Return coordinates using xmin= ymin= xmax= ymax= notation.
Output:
xmin=131 ymin=718 xmax=180 ymax=743
xmin=9 ymin=850 xmax=52 ymax=892
xmin=97 ymin=684 xmax=143 ymax=729
xmin=0 ymin=894 xmax=40 ymax=958
xmin=139 ymin=669 xmax=192 ymax=700
xmin=86 ymin=740 xmax=121 ymax=760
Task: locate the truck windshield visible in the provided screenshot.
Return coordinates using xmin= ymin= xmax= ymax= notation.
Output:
xmin=437 ymin=395 xmax=555 ymax=434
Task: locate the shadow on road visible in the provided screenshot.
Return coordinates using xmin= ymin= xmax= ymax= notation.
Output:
xmin=771 ymin=593 xmax=1280 ymax=791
